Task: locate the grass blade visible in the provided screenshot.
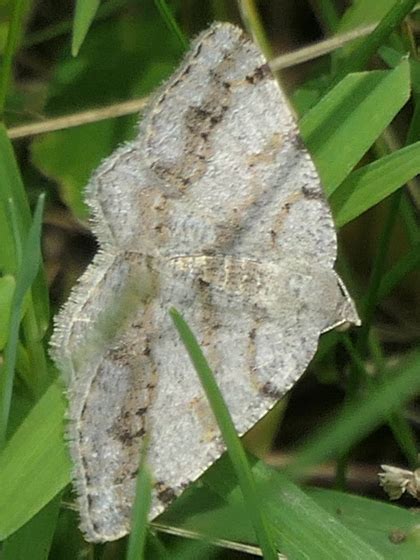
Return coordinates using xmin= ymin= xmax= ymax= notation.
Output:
xmin=167 ymin=456 xmax=384 ymax=559
xmin=0 ymin=195 xmax=45 ymax=447
xmin=0 ymin=275 xmax=15 ymax=351
xmin=0 ymin=0 xmax=28 ymax=116
xmin=377 ymin=239 xmax=420 ymax=301
xmin=169 ymin=307 xmax=278 ymax=560
xmin=0 ymin=124 xmax=50 ymax=389
xmin=0 ymin=382 xmax=71 ymax=540
xmin=330 ymin=140 xmax=420 ymax=226
xmin=153 ymin=0 xmax=188 ymax=51
xmin=289 ymin=351 xmax=420 ymax=476
xmin=334 ymin=0 xmax=418 ymax=82
xmin=126 ymin=449 xmax=152 ymax=560
xmin=300 ymin=59 xmax=410 ymax=195
xmin=72 ymin=0 xmax=100 ymax=56
xmin=1 ymin=493 xmax=62 ymax=560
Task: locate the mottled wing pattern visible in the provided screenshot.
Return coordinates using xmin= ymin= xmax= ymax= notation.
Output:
xmin=51 ymin=22 xmax=359 ymax=543
xmin=146 ymin=255 xmax=355 ymax=505
xmin=142 ymin=24 xmax=337 ymax=268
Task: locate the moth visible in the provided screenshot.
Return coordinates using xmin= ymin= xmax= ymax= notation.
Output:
xmin=51 ymin=22 xmax=360 ymax=542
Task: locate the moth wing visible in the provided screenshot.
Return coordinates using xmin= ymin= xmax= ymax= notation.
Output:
xmin=142 ymin=22 xmax=336 ymax=267
xmin=143 ymin=255 xmax=356 ymax=520
xmin=51 ymin=251 xmax=156 ymax=543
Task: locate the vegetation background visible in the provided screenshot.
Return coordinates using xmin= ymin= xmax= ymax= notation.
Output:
xmin=0 ymin=0 xmax=420 ymax=558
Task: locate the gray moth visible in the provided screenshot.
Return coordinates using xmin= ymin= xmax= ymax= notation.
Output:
xmin=51 ymin=21 xmax=360 ymax=543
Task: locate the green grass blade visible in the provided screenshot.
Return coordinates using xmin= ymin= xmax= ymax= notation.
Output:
xmin=240 ymin=0 xmax=274 ymax=59
xmin=0 ymin=0 xmax=28 ymax=116
xmin=0 ymin=124 xmax=49 ymax=342
xmin=169 ymin=308 xmax=278 ymax=560
xmin=0 ymin=382 xmax=71 ymax=540
xmin=288 ymin=351 xmax=420 ymax=476
xmin=1 ymin=493 xmax=62 ymax=560
xmin=330 ymin=140 xmax=420 ymax=226
xmin=153 ymin=0 xmax=188 ymax=51
xmin=0 ymin=125 xmax=31 ymax=263
xmin=316 ymin=0 xmax=340 ymax=31
xmin=162 ymin=456 xmax=420 ymax=557
xmin=0 ymin=195 xmax=45 ymax=447
xmin=171 ymin=537 xmax=218 ymax=560
xmin=300 ymin=59 xmax=410 ymax=195
xmin=126 ymin=450 xmax=152 ymax=560
xmin=72 ymin=0 xmax=100 ymax=56
xmin=171 ymin=456 xmax=384 ymax=559
xmin=377 ymin=239 xmax=420 ymax=300
xmin=306 ymin=488 xmax=420 ymax=558
xmin=25 ymin=0 xmax=125 ymax=48
xmin=255 ymin=466 xmax=383 ymax=560
xmin=0 ymin=275 xmax=15 ymax=350
xmin=334 ymin=0 xmax=417 ymax=82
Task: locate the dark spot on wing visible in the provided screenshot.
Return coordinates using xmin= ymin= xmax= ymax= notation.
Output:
xmin=136 ymin=407 xmax=148 ymax=416
xmin=260 ymin=381 xmax=283 ymax=400
xmin=245 ymin=63 xmax=270 ymax=84
xmin=301 ymin=184 xmax=323 ymax=200
xmin=198 ymin=277 xmax=210 ymax=289
xmin=155 ymin=481 xmax=177 ymax=505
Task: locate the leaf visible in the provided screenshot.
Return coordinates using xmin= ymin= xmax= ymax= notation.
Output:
xmin=334 ymin=0 xmax=396 ymax=61
xmin=162 ymin=457 xmax=420 ymax=558
xmin=332 ymin=0 xmax=417 ymax=81
xmin=0 ymin=195 xmax=45 ymax=446
xmin=330 ymin=140 xmax=420 ymax=225
xmin=1 ymin=493 xmax=62 ymax=560
xmin=71 ymin=0 xmax=100 ymax=56
xmin=307 ymin=488 xmax=420 ymax=559
xmin=163 ymin=457 xmax=384 ymax=559
xmin=339 ymin=0 xmax=396 ymax=31
xmin=0 ymin=382 xmax=71 ymax=540
xmin=0 ymin=124 xmax=49 ymax=334
xmin=300 ymin=59 xmax=410 ymax=196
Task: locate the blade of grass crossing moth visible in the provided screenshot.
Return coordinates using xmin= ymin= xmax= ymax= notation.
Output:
xmin=300 ymin=59 xmax=410 ymax=195
xmin=169 ymin=308 xmax=278 ymax=560
xmin=0 ymin=493 xmax=62 ymax=560
xmin=153 ymin=0 xmax=188 ymax=51
xmin=0 ymin=194 xmax=45 ymax=448
xmin=330 ymin=140 xmax=420 ymax=226
xmin=126 ymin=444 xmax=152 ymax=560
xmin=72 ymin=0 xmax=100 ymax=56
xmin=333 ymin=0 xmax=418 ymax=83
